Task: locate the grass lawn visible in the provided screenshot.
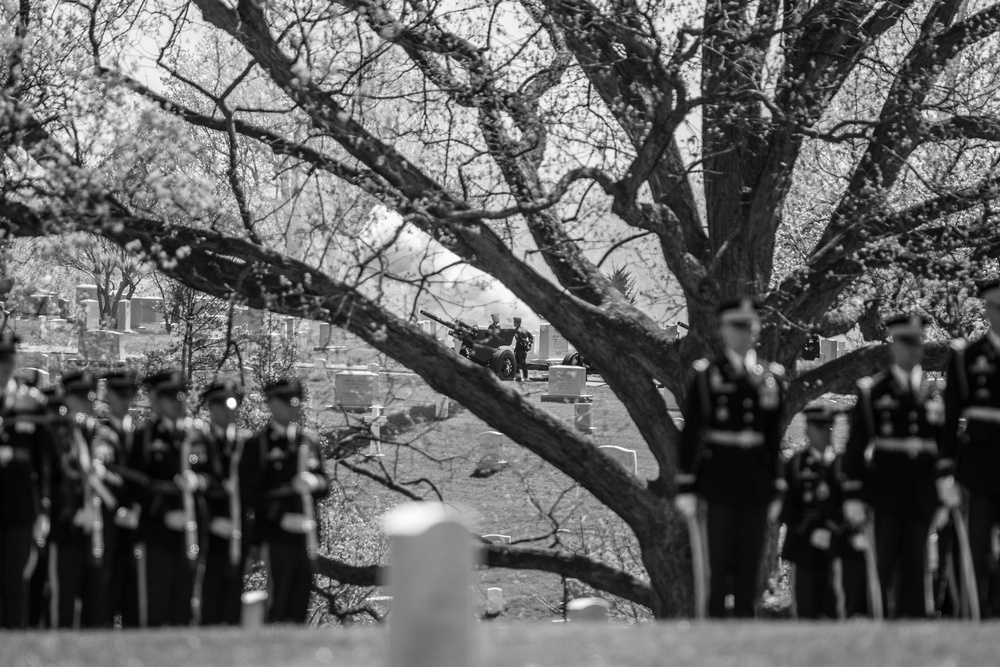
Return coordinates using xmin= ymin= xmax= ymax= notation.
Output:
xmin=5 ymin=622 xmax=999 ymax=666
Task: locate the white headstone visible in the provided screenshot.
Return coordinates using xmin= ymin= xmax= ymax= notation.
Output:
xmin=241 ymin=590 xmax=268 ymax=628
xmin=574 ymin=403 xmax=596 ymax=434
xmin=548 ymin=365 xmax=585 ymax=396
xmin=599 ymin=445 xmax=637 ymax=476
xmin=434 ymin=395 xmax=450 ymax=420
xmin=486 ymin=587 xmax=503 ymax=616
xmin=566 ymin=597 xmax=609 ymax=622
xmin=82 ymin=299 xmax=100 ymax=330
xmin=475 ymin=431 xmax=507 ymax=474
xmin=311 ymin=358 xmax=328 ymax=381
xmin=116 ymin=300 xmax=132 ymax=333
xmin=384 ymin=503 xmax=476 ymax=667
xmin=482 ymin=534 xmax=511 ymax=545
xmin=79 ymin=330 xmax=125 ymax=363
xmin=364 ymin=405 xmax=387 ymax=458
xmin=335 ymin=371 xmax=378 ymax=410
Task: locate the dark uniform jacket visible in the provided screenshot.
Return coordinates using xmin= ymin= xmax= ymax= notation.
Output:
xmin=781 ymin=449 xmax=848 ymax=565
xmin=676 ymin=354 xmax=786 ymax=508
xmin=50 ymin=415 xmax=120 ymax=547
xmin=240 ymin=422 xmax=329 ymax=546
xmin=843 ymin=369 xmax=945 ymax=517
xmin=942 ymin=335 xmax=1000 ymax=495
xmin=0 ymin=381 xmax=54 ymax=527
xmin=128 ymin=417 xmax=211 ymax=549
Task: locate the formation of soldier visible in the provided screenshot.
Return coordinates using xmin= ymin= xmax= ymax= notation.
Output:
xmin=0 ymin=339 xmax=329 ymax=629
xmin=676 ymin=285 xmax=1000 ymax=620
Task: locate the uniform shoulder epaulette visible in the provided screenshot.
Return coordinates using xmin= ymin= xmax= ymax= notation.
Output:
xmin=692 ymin=358 xmax=710 ymax=372
xmin=950 ymin=338 xmax=967 ymax=351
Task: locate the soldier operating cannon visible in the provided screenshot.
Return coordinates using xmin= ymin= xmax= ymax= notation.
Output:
xmin=419 ymin=310 xmax=518 ymax=381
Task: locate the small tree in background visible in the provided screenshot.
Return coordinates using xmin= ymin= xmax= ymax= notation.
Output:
xmin=605 ymin=266 xmax=637 ymax=305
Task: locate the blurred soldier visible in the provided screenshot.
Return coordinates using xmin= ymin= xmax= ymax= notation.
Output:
xmin=843 ymin=313 xmax=955 ymax=619
xmin=129 ymin=370 xmax=202 ymax=627
xmin=512 ymin=317 xmax=533 ymax=382
xmin=781 ymin=405 xmax=866 ymax=618
xmin=943 ymin=280 xmax=1000 ymax=617
xmin=101 ymin=370 xmax=140 ymax=627
xmin=0 ymin=332 xmax=54 ymax=629
xmin=192 ymin=379 xmax=250 ymax=626
xmin=674 ymin=297 xmax=786 ymax=618
xmin=48 ymin=371 xmax=121 ymax=628
xmin=241 ymin=378 xmax=329 ymax=624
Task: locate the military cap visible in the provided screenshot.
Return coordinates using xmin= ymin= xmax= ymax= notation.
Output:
xmin=201 ymin=379 xmax=244 ymax=405
xmin=512 ymin=316 xmax=522 ymax=324
xmin=718 ymin=296 xmax=760 ymax=325
xmin=104 ymin=370 xmax=138 ymax=393
xmin=884 ymin=312 xmax=927 ymax=343
xmin=802 ymin=404 xmax=837 ymax=425
xmin=143 ymin=369 xmax=186 ymax=392
xmin=263 ymin=377 xmax=304 ymax=400
xmin=0 ymin=331 xmax=21 ymax=358
xmin=62 ymin=370 xmax=97 ymax=395
xmin=977 ymin=278 xmax=1000 ymax=304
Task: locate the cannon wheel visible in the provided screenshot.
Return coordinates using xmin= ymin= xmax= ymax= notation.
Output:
xmin=490 ymin=349 xmax=517 ymax=381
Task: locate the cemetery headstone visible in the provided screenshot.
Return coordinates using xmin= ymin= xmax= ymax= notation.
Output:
xmin=364 ymin=405 xmax=388 ymax=458
xmin=383 ymin=502 xmax=476 ymax=667
xmin=574 ymin=403 xmax=596 ymax=434
xmin=598 ymin=445 xmax=638 ymax=476
xmin=541 ymin=365 xmax=592 ymax=403
xmin=75 ymin=284 xmax=98 ymax=303
xmin=311 ymin=358 xmax=328 ymax=381
xmin=81 ymin=299 xmax=100 ymax=330
xmin=79 ymin=330 xmax=125 ymax=363
xmin=434 ymin=395 xmax=450 ymax=420
xmin=241 ymin=590 xmax=268 ymax=628
xmin=566 ymin=597 xmax=609 ymax=622
xmin=482 ymin=534 xmax=511 ymax=545
xmin=116 ymin=300 xmax=132 ymax=333
xmin=475 ymin=431 xmax=507 ymax=474
xmin=486 ymin=588 xmax=503 ymax=617
xmin=335 ymin=371 xmax=378 ymax=410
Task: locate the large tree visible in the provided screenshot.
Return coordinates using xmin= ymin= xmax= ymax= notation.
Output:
xmin=3 ymin=0 xmax=1000 ymax=616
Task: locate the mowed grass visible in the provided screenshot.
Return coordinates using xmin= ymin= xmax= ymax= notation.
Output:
xmin=6 ymin=621 xmax=1000 ymax=666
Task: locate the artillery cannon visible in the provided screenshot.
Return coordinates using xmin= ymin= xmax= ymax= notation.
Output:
xmin=419 ymin=310 xmax=518 ymax=381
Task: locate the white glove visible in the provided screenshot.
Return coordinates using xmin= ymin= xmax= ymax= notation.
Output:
xmin=809 ymin=528 xmax=832 ymax=550
xmin=164 ymin=509 xmax=187 ymax=531
xmin=292 ymin=472 xmax=320 ymax=495
xmin=936 ymin=475 xmax=961 ymax=508
xmin=843 ymin=500 xmax=867 ymax=527
xmin=33 ymin=514 xmax=50 ymax=547
xmin=849 ymin=532 xmax=869 ymax=551
xmin=767 ymin=499 xmax=783 ymax=524
xmin=674 ymin=493 xmax=698 ymax=519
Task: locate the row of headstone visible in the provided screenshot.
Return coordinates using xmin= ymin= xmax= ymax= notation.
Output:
xmin=820 ymin=338 xmax=849 ymax=363
xmin=541 ymin=365 xmax=592 ymax=403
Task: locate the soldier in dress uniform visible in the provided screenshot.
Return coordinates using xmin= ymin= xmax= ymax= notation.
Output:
xmin=0 ymin=332 xmax=54 ymax=629
xmin=191 ymin=379 xmax=250 ymax=626
xmin=512 ymin=317 xmax=533 ymax=382
xmin=47 ymin=370 xmax=122 ymax=628
xmin=781 ymin=405 xmax=867 ymax=618
xmin=241 ymin=378 xmax=329 ymax=624
xmin=128 ymin=370 xmax=202 ymax=627
xmin=101 ymin=370 xmax=140 ymax=627
xmin=943 ymin=280 xmax=1000 ymax=617
xmin=674 ymin=297 xmax=786 ymax=618
xmin=842 ymin=313 xmax=956 ymax=619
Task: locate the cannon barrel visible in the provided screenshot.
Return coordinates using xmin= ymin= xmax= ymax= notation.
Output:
xmin=418 ymin=309 xmax=458 ymax=330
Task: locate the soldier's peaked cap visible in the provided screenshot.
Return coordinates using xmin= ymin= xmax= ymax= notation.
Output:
xmin=202 ymin=379 xmax=244 ymax=404
xmin=512 ymin=316 xmax=522 ymax=323
xmin=718 ymin=297 xmax=760 ymax=324
xmin=977 ymin=278 xmax=1000 ymax=303
xmin=62 ymin=370 xmax=97 ymax=395
xmin=0 ymin=331 xmax=22 ymax=357
xmin=884 ymin=312 xmax=927 ymax=340
xmin=802 ymin=403 xmax=837 ymax=424
xmin=143 ymin=370 xmax=186 ymax=392
xmin=264 ymin=377 xmax=303 ymax=399
xmin=104 ymin=370 xmax=138 ymax=393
